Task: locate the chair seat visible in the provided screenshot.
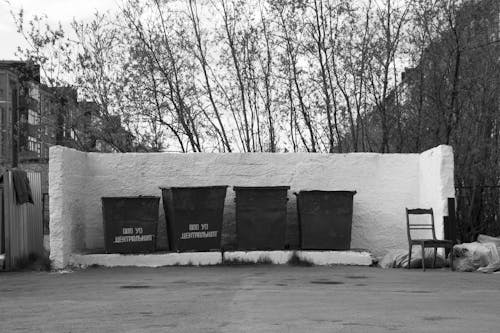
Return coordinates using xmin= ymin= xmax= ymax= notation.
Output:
xmin=410 ymin=239 xmax=453 ymax=247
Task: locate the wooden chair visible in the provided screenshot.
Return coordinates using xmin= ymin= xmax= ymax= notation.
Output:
xmin=406 ymin=208 xmax=454 ymax=271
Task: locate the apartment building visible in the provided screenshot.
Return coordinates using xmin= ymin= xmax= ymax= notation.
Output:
xmin=0 ymin=68 xmax=18 ymax=166
xmin=0 ymin=61 xmax=78 ymax=166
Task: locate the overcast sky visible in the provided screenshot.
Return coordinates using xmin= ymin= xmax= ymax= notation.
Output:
xmin=0 ymin=0 xmax=119 ymax=60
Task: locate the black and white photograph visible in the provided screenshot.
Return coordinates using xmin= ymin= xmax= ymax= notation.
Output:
xmin=0 ymin=0 xmax=499 ymax=331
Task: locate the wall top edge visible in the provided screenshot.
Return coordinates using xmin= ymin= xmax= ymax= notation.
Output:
xmin=49 ymin=144 xmax=450 ymax=156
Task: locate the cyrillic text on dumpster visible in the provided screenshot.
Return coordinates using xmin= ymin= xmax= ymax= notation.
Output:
xmin=181 ymin=224 xmax=218 ymax=239
xmin=113 ymin=227 xmax=154 ymax=243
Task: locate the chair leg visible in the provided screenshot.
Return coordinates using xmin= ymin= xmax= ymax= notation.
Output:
xmin=408 ymin=244 xmax=412 ymax=269
xmin=433 ymin=247 xmax=437 ymax=268
xmin=421 ymin=245 xmax=425 ymax=271
xmin=450 ymin=246 xmax=454 ymax=271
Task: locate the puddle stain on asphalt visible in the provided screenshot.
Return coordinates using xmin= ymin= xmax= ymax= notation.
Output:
xmin=171 ymin=280 xmax=189 ymax=284
xmin=139 ymin=311 xmax=153 ymax=316
xmin=345 ymin=275 xmax=368 ymax=279
xmin=393 ymin=290 xmax=433 ymax=294
xmin=313 ymin=319 xmax=342 ymax=324
xmin=422 ymin=316 xmax=458 ymax=321
xmin=310 ymin=280 xmax=344 ymax=285
xmin=342 ymin=322 xmax=401 ymax=331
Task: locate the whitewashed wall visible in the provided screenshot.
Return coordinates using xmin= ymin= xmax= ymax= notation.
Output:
xmin=49 ymin=145 xmax=454 ymax=269
xmin=49 ymin=148 xmax=89 ymax=269
xmin=419 ymin=145 xmax=455 ymax=241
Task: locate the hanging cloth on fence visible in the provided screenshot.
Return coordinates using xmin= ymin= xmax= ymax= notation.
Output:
xmin=11 ymin=169 xmax=34 ymax=205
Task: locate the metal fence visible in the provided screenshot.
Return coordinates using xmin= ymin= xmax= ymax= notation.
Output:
xmin=455 ymin=185 xmax=500 ymax=243
xmin=0 ymin=171 xmax=43 ymax=270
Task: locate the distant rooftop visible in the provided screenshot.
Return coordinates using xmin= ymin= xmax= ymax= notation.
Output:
xmin=0 ymin=60 xmax=40 ymax=83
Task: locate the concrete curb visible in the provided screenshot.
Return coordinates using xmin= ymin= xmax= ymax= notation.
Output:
xmin=70 ymin=250 xmax=374 ymax=268
xmin=70 ymin=252 xmax=222 ymax=268
xmin=223 ymin=251 xmax=293 ymax=264
xmin=296 ymin=251 xmax=373 ymax=266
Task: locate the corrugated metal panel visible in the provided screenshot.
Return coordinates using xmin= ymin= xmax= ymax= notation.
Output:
xmin=2 ymin=171 xmax=44 ymax=270
xmin=4 ymin=172 xmax=12 ymax=269
xmin=3 ymin=172 xmax=15 ymax=269
xmin=27 ymin=172 xmax=43 ymax=255
xmin=0 ymin=186 xmax=3 ymax=255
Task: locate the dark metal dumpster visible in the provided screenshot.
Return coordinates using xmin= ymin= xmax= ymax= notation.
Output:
xmin=161 ymin=186 xmax=227 ymax=252
xmin=102 ymin=196 xmax=160 ymax=254
xmin=234 ymin=186 xmax=290 ymax=250
xmin=296 ymin=190 xmax=356 ymax=250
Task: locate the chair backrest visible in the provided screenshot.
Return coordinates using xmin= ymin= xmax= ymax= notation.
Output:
xmin=406 ymin=208 xmax=436 ymax=241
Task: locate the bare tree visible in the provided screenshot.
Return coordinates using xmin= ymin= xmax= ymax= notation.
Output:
xmin=273 ymin=0 xmax=317 ymax=152
xmin=367 ymin=0 xmax=410 ymax=153
xmin=121 ymin=0 xmax=203 ymax=152
xmin=187 ymin=0 xmax=232 ymax=152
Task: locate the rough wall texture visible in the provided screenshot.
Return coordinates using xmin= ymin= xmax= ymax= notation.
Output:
xmin=49 ymin=147 xmax=88 ymax=268
xmin=419 ymin=145 xmax=455 ymax=241
xmin=49 ymin=145 xmax=455 ymax=269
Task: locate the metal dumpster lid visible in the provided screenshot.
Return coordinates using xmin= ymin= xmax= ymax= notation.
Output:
xmin=295 ymin=190 xmax=357 ymax=195
xmin=159 ymin=185 xmax=229 ymax=190
xmin=101 ymin=196 xmax=160 ymax=199
xmin=233 ymin=186 xmax=290 ymax=190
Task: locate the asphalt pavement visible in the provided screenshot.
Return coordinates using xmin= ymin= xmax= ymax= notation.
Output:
xmin=0 ymin=265 xmax=499 ymax=332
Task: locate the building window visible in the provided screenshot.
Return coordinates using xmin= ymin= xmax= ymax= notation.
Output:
xmin=0 ymin=105 xmax=4 ymax=157
xmin=0 ymin=76 xmax=5 ymax=100
xmin=28 ymin=136 xmax=41 ymax=155
xmin=1 ymin=104 xmax=6 ymax=127
xmin=28 ymin=109 xmax=40 ymax=125
xmin=29 ymin=84 xmax=40 ymax=102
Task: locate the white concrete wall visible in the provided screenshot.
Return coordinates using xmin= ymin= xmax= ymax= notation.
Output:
xmin=49 ymin=145 xmax=454 ymax=269
xmin=49 ymin=147 xmax=89 ymax=268
xmin=419 ymin=145 xmax=455 ymax=241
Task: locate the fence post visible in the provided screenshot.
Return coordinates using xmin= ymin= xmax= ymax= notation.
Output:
xmin=444 ymin=197 xmax=457 ymax=257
